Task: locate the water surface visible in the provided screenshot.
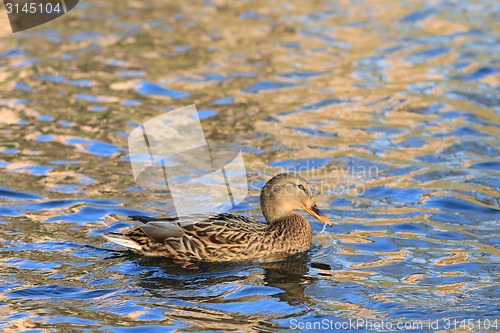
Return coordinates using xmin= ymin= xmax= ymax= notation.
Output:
xmin=0 ymin=0 xmax=499 ymax=332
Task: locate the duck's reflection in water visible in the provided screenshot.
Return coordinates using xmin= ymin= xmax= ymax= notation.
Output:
xmin=125 ymin=254 xmax=335 ymax=331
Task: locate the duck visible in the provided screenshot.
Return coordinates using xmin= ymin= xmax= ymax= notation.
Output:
xmin=103 ymin=172 xmax=331 ymax=262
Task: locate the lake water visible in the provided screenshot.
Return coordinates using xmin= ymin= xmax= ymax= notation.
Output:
xmin=0 ymin=0 xmax=499 ymax=332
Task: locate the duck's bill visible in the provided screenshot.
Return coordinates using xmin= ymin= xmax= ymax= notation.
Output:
xmin=303 ymin=204 xmax=332 ymax=226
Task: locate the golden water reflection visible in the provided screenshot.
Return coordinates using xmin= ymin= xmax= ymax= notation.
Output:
xmin=0 ymin=0 xmax=499 ymax=331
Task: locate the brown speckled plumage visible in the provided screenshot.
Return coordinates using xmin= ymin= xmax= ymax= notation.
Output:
xmin=103 ymin=173 xmax=331 ymax=262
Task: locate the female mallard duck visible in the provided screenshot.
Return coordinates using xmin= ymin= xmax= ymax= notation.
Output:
xmin=103 ymin=173 xmax=331 ymax=262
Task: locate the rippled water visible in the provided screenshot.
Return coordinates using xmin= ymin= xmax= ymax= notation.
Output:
xmin=1 ymin=0 xmax=499 ymax=332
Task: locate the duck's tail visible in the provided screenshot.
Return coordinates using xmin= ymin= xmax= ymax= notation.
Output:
xmin=102 ymin=233 xmax=142 ymax=251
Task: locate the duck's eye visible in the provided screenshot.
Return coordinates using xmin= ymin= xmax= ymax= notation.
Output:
xmin=297 ymin=184 xmax=306 ymax=192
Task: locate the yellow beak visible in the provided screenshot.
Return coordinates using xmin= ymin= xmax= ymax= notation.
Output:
xmin=303 ymin=204 xmax=332 ymax=226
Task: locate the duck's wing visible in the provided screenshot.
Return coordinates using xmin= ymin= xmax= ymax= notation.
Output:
xmin=129 ymin=213 xmax=265 ymax=245
xmin=129 ymin=213 xmax=256 ymax=225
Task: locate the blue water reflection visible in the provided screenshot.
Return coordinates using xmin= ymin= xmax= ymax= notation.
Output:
xmin=0 ymin=0 xmax=499 ymax=332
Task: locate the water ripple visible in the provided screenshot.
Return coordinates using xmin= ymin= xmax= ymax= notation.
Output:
xmin=1 ymin=0 xmax=499 ymax=331
xmin=135 ymin=81 xmax=191 ymax=99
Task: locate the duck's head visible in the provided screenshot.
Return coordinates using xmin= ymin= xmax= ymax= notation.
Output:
xmin=260 ymin=172 xmax=332 ymax=226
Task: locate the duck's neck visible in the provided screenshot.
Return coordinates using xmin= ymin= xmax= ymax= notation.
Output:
xmin=262 ymin=204 xmax=293 ymax=224
xmin=270 ymin=213 xmax=311 ymax=230
xmin=269 ymin=213 xmax=313 ymax=251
